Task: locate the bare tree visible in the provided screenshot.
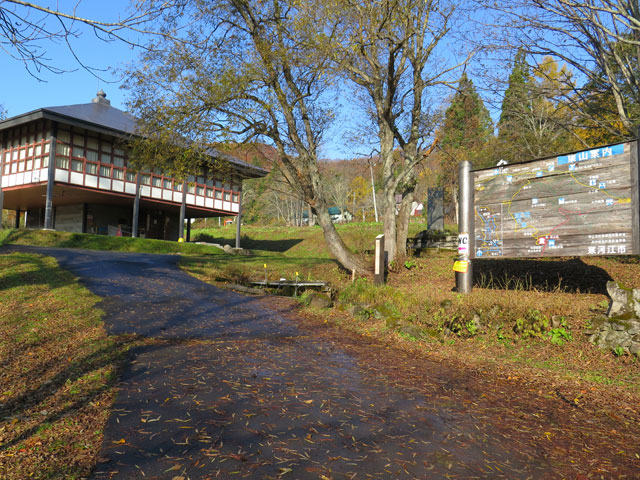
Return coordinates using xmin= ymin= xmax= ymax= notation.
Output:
xmin=126 ymin=0 xmax=371 ymax=273
xmin=489 ymin=0 xmax=640 ymax=136
xmin=324 ymin=172 xmax=352 ymax=218
xmin=0 ymin=0 xmax=185 ymax=78
xmin=321 ymin=0 xmax=470 ymax=262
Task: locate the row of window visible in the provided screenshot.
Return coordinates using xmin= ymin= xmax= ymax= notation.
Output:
xmin=3 ymin=140 xmax=50 ymax=163
xmin=54 ymin=155 xmax=239 ymax=202
xmin=2 ymin=126 xmax=241 ymax=203
xmin=3 ymin=156 xmax=50 ymax=175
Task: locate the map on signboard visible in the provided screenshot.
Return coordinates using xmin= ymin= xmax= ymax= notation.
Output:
xmin=473 ymin=142 xmax=637 ymax=258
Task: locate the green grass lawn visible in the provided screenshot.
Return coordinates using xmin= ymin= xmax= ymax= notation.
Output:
xmin=0 ymin=228 xmax=224 ymax=255
xmin=192 ymin=222 xmax=429 ymax=257
xmin=0 ymin=252 xmax=132 ymax=479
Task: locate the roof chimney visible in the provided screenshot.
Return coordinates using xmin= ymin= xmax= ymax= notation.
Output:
xmin=92 ymin=90 xmax=111 ymax=106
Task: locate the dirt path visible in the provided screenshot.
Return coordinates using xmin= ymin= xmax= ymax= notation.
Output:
xmin=7 ymin=246 xmax=639 ymax=479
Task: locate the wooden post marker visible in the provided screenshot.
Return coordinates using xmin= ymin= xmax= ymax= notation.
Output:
xmin=374 ymin=234 xmax=386 ymax=285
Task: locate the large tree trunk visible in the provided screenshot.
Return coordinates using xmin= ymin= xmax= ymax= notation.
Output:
xmin=381 ymin=189 xmax=397 ymax=263
xmin=308 ymin=203 xmax=315 ymax=226
xmin=396 ymin=173 xmax=428 ymax=256
xmin=379 ymin=126 xmax=398 ymax=263
xmin=314 ymin=206 xmax=371 ymax=274
xmin=395 ymin=191 xmax=414 ymax=258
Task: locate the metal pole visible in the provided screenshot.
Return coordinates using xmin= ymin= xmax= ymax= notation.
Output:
xmin=456 ymin=160 xmax=474 ymax=293
xmin=132 ymin=173 xmax=141 ymax=238
xmin=44 ymin=122 xmax=57 ymax=230
xmin=178 ymin=180 xmax=186 ymax=241
xmin=235 ymin=190 xmax=243 ymax=249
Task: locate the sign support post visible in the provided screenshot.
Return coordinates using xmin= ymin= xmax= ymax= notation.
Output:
xmin=456 ymin=160 xmax=474 ymax=293
xmin=632 ymin=130 xmax=640 ymax=255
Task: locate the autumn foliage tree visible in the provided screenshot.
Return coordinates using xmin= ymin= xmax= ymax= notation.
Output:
xmin=126 ymin=0 xmax=371 ymax=274
xmin=497 ymin=54 xmax=580 ymax=162
xmin=490 ymin=0 xmax=640 ymax=140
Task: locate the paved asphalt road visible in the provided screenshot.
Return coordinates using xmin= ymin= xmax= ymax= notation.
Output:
xmin=5 ymin=246 xmax=554 ymax=479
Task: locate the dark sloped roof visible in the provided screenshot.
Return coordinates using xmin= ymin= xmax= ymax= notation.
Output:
xmin=0 ymin=98 xmax=267 ymax=178
xmin=46 ymin=102 xmax=138 ymax=134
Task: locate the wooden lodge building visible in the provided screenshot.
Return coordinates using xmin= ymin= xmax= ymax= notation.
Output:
xmin=0 ymin=91 xmax=266 ymax=241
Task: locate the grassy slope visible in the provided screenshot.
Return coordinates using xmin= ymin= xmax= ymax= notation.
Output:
xmin=0 ymin=253 xmax=131 ymax=479
xmin=0 ymin=229 xmax=224 ymax=255
xmin=193 ymin=222 xmax=428 ymax=258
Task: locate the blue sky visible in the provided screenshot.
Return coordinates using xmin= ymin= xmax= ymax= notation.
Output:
xmin=1 ymin=0 xmax=138 ymax=116
xmin=1 ymin=0 xmax=358 ymax=158
xmin=0 ymin=1 xmax=480 ymax=160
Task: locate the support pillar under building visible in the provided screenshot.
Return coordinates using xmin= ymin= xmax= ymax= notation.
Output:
xmin=235 ymin=191 xmax=243 ymax=249
xmin=0 ymin=145 xmax=4 ymax=227
xmin=44 ymin=122 xmax=58 ymax=230
xmin=178 ymin=180 xmax=186 ymax=241
xmin=132 ymin=173 xmax=141 ymax=238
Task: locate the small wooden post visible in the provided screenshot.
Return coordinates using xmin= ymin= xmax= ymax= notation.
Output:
xmin=374 ymin=234 xmax=386 ymax=285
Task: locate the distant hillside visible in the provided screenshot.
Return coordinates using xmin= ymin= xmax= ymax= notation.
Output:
xmin=216 ymin=142 xmax=278 ymax=170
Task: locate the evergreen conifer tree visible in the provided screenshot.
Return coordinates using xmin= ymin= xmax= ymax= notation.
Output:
xmin=440 ymin=73 xmax=493 ymax=153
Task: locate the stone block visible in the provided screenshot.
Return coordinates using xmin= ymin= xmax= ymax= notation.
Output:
xmin=308 ymin=292 xmax=333 ymax=309
xmin=399 ymin=324 xmax=424 ymax=339
xmin=606 ymin=281 xmax=640 ymax=319
xmin=612 ymin=322 xmax=626 ymax=331
xmin=627 ymin=322 xmax=640 ymax=336
xmin=605 ymin=330 xmax=628 ymax=345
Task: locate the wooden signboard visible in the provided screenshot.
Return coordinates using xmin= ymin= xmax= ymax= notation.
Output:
xmin=472 ymin=141 xmax=640 ymax=259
